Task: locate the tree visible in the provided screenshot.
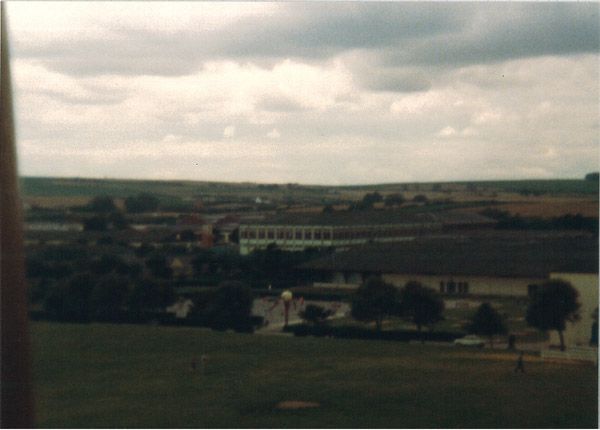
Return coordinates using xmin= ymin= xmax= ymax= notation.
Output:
xmin=412 ymin=194 xmax=429 ymax=203
xmin=591 ymin=307 xmax=598 ymax=346
xmin=191 ymin=249 xmax=217 ymax=276
xmin=90 ymin=254 xmax=124 ymax=275
xmin=90 ymin=275 xmax=131 ymax=322
xmin=584 ymin=172 xmax=599 ymax=181
xmin=526 ymin=280 xmax=581 ymax=351
xmin=124 ymin=193 xmax=160 ymax=213
xmin=361 ymin=192 xmax=383 ymax=209
xmin=145 ymin=254 xmax=173 ymax=279
xmin=88 ymin=196 xmax=117 ymax=213
xmin=322 ymin=204 xmax=335 ymax=213
xmin=384 ymin=193 xmax=405 ymax=207
xmin=351 ymin=277 xmax=399 ymax=331
xmin=135 ymin=243 xmax=154 ymax=258
xmin=467 ymin=302 xmax=507 ymax=348
xmin=299 ymin=304 xmax=333 ymax=325
xmin=179 ymin=229 xmax=197 ymax=242
xmin=206 ymin=281 xmax=254 ymax=332
xmin=83 ymin=216 xmax=108 ymax=231
xmin=44 ymin=273 xmax=95 ymax=322
xmin=350 ymin=192 xmax=383 ymax=211
xmin=108 ymin=212 xmax=129 ymax=230
xmin=399 ymin=281 xmax=444 ymax=333
xmin=128 ymin=278 xmax=175 ymax=319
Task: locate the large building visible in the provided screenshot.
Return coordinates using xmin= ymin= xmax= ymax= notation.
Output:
xmin=238 ymin=210 xmax=495 ymax=255
xmin=300 ymin=233 xmax=598 ymax=299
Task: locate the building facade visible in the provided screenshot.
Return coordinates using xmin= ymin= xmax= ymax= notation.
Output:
xmin=239 ymin=210 xmax=494 ymax=255
xmin=302 ymin=234 xmax=598 ymax=299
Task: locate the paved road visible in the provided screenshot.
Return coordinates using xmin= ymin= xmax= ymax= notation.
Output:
xmin=252 ymin=297 xmax=350 ymax=333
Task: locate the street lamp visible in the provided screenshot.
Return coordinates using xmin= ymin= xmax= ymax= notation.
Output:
xmin=281 ymin=290 xmax=293 ymax=327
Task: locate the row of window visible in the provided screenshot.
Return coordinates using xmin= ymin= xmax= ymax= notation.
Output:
xmin=439 ymin=281 xmax=469 ymax=294
xmin=240 ymin=229 xmax=333 ymax=240
xmin=240 ymin=226 xmax=430 ymax=241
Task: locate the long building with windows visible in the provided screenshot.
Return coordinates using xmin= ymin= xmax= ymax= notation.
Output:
xmin=238 ymin=210 xmax=495 ymax=255
xmin=300 ymin=232 xmax=598 ymax=298
xmin=301 ymin=232 xmax=599 ymax=350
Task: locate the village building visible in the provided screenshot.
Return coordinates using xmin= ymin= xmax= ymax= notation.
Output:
xmin=301 ymin=233 xmax=598 ymax=297
xmin=238 ymin=210 xmax=495 ymax=255
xmin=302 ymin=232 xmax=599 ymax=350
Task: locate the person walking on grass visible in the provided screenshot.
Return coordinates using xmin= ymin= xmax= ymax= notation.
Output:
xmin=514 ymin=351 xmax=525 ymax=373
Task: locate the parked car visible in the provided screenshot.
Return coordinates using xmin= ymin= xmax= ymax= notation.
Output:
xmin=454 ymin=335 xmax=485 ymax=348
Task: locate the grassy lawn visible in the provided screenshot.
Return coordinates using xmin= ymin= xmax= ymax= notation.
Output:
xmin=32 ymin=322 xmax=597 ymax=428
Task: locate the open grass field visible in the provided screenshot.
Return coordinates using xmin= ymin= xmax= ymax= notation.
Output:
xmin=20 ymin=177 xmax=336 ymax=202
xmin=344 ymin=179 xmax=599 ymax=196
xmin=32 ymin=322 xmax=597 ymax=428
xmin=20 ymin=177 xmax=598 ymax=222
xmin=21 ymin=176 xmax=598 ymax=202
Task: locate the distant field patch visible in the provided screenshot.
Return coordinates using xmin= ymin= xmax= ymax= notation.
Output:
xmin=461 ymin=197 xmax=599 ymax=218
xmin=498 ymin=198 xmax=599 ymax=218
xmin=24 ymin=196 xmax=91 ymax=208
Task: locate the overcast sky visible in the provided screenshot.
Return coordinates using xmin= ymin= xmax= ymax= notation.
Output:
xmin=7 ymin=2 xmax=599 ymax=185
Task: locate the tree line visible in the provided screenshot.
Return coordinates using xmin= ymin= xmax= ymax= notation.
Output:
xmin=303 ymin=277 xmax=591 ymax=351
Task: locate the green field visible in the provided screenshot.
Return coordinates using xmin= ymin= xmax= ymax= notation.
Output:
xmin=32 ymin=322 xmax=597 ymax=428
xmin=21 ymin=176 xmax=599 ymax=201
xmin=20 ymin=177 xmax=335 ymax=201
xmin=342 ymin=179 xmax=599 ymax=196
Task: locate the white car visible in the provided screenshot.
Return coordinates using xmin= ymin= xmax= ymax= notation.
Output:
xmin=454 ymin=335 xmax=485 ymax=348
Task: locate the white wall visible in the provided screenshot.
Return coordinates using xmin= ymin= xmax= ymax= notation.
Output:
xmin=382 ymin=273 xmax=543 ymax=297
xmin=548 ymin=273 xmax=599 ymax=348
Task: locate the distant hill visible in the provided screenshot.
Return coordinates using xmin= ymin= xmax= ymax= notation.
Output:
xmin=20 ymin=176 xmax=599 ymax=199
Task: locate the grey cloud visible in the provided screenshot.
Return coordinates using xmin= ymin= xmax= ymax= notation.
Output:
xmin=16 ymin=29 xmax=209 ymax=76
xmin=359 ymin=69 xmax=432 ymax=93
xmin=256 ymin=95 xmax=307 ymax=112
xmin=383 ymin=3 xmax=599 ymax=67
xmin=221 ymin=3 xmax=470 ymax=58
xmin=13 ymin=3 xmax=598 ymax=78
xmin=34 ymin=89 xmax=127 ymax=105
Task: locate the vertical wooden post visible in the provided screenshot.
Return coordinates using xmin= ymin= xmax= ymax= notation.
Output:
xmin=1 ymin=3 xmax=35 ymax=427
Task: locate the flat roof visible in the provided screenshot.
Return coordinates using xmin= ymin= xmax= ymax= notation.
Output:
xmin=240 ymin=210 xmax=495 ymax=227
xmin=301 ymin=234 xmax=599 ymax=278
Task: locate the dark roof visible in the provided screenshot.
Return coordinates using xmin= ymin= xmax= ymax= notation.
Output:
xmin=301 ymin=234 xmax=599 ymax=278
xmin=240 ymin=210 xmax=495 ymax=227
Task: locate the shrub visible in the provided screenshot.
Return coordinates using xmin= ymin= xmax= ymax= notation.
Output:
xmin=299 ymin=304 xmax=333 ymax=325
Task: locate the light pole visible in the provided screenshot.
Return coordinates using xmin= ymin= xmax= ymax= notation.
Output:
xmin=281 ymin=290 xmax=293 ymax=327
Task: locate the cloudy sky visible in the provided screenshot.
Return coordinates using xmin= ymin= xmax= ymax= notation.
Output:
xmin=7 ymin=2 xmax=599 ymax=185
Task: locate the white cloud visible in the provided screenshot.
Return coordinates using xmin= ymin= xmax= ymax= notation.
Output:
xmin=472 ymin=110 xmax=502 ymax=125
xmin=223 ymin=126 xmax=236 ymax=138
xmin=436 ymin=126 xmax=458 ymax=137
xmin=266 ymin=129 xmax=281 ymax=139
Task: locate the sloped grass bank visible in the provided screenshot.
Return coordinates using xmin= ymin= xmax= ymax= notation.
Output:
xmin=32 ymin=322 xmax=597 ymax=428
